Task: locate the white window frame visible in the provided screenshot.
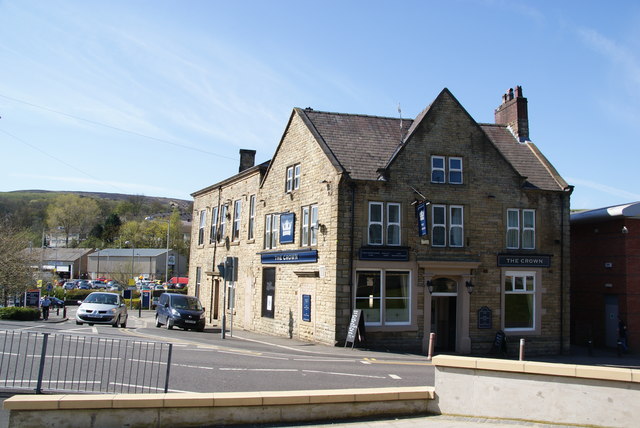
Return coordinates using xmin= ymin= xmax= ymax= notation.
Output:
xmin=210 ymin=206 xmax=219 ymax=244
xmin=448 ymin=157 xmax=463 ymax=184
xmin=248 ymin=195 xmax=256 ymax=241
xmin=232 ymin=199 xmax=241 ymax=241
xmin=431 ymin=155 xmax=463 ymax=184
xmin=219 ymin=205 xmax=227 ymax=242
xmin=310 ymin=204 xmax=318 ymax=246
xmin=302 ymin=204 xmax=318 ymax=247
xmin=432 ymin=204 xmax=464 ymax=248
xmin=198 ymin=210 xmax=206 ymax=245
xmin=522 ymin=209 xmax=535 ymax=249
xmin=504 ymin=270 xmax=536 ymax=332
xmin=265 ymin=214 xmax=273 ymax=249
xmin=449 ymin=205 xmax=464 ymax=247
xmin=506 ymin=209 xmax=520 ymax=249
xmin=432 ymin=205 xmax=446 ymax=247
xmin=431 ymin=156 xmax=445 ymax=183
xmin=368 ymin=202 xmax=384 ymax=246
xmin=355 ymin=269 xmax=411 ymax=327
xmin=368 ymin=202 xmax=401 ymax=246
xmin=386 ymin=203 xmax=401 ymax=246
xmin=506 ymin=209 xmax=536 ymax=250
xmin=286 ymin=164 xmax=300 ymax=193
xmin=301 ymin=206 xmax=310 ymax=246
xmin=294 ymin=164 xmax=301 ymax=190
xmin=286 ymin=166 xmax=294 ymax=192
xmin=264 ymin=213 xmax=280 ymax=249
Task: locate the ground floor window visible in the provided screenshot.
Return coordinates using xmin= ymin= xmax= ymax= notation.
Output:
xmin=355 ymin=270 xmax=411 ymax=326
xmin=504 ymin=271 xmax=535 ymax=330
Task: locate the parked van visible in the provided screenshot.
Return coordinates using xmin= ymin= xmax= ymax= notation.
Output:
xmin=155 ymin=293 xmax=205 ymax=332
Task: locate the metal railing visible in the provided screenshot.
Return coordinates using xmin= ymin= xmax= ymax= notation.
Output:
xmin=0 ymin=330 xmax=173 ymax=394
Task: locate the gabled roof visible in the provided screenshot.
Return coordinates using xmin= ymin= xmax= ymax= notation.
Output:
xmin=298 ymin=109 xmax=413 ymax=181
xmin=23 ymin=247 xmax=94 ymax=262
xmin=296 ymin=89 xmax=567 ymax=192
xmin=91 ymin=248 xmax=170 ymax=257
xmin=480 ymin=124 xmax=568 ymax=191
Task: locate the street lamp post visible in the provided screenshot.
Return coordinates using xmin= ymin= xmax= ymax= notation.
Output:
xmin=165 ymin=219 xmax=170 ymax=283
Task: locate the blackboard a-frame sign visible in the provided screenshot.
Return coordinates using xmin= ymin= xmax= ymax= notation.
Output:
xmin=344 ymin=309 xmax=366 ymax=348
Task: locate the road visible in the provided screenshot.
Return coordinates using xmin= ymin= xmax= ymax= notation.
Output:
xmin=0 ymin=307 xmax=433 ymax=394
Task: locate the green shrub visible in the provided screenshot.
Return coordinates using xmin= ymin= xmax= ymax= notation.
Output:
xmin=0 ymin=307 xmax=41 ymax=321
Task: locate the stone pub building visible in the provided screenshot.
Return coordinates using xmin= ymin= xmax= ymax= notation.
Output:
xmin=189 ymin=87 xmax=572 ymax=355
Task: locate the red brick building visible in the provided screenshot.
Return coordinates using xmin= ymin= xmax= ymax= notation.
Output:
xmin=570 ymin=202 xmax=640 ymax=352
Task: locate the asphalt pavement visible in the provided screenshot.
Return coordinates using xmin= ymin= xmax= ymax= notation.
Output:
xmin=2 ymin=307 xmax=639 ymax=428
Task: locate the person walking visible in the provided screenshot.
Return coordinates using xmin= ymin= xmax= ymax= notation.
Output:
xmin=41 ymin=295 xmax=51 ymax=320
xmin=618 ymin=317 xmax=628 ymax=352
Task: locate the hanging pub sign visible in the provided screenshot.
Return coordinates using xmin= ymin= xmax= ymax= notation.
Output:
xmin=302 ymin=294 xmax=311 ymax=322
xmin=416 ymin=202 xmax=428 ymax=237
xmin=279 ymin=213 xmax=295 ymax=244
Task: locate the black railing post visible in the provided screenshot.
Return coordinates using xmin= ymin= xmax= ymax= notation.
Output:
xmin=164 ymin=343 xmax=173 ymax=393
xmin=36 ymin=333 xmax=49 ymax=394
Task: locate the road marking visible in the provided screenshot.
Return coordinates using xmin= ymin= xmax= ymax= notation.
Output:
xmin=111 ymin=382 xmax=192 ymax=393
xmin=302 ymin=370 xmax=387 ymax=379
xmin=362 ymin=357 xmax=432 ymax=366
xmin=220 ymin=368 xmax=298 ymax=372
xmin=293 ymin=358 xmax=358 ymax=362
xmin=389 ymin=374 xmax=402 ymax=379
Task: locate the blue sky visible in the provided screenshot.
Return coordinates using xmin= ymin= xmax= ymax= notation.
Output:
xmin=1 ymin=0 xmax=639 ymax=209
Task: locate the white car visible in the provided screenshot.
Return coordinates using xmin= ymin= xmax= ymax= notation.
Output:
xmin=75 ymin=292 xmax=128 ymax=327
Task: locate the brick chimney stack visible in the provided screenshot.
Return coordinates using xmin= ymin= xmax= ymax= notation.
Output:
xmin=239 ymin=149 xmax=256 ymax=173
xmin=494 ymin=86 xmax=529 ymax=142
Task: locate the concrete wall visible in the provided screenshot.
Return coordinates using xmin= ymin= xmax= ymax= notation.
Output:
xmin=430 ymin=355 xmax=639 ymax=428
xmin=3 ymin=387 xmax=434 ymax=428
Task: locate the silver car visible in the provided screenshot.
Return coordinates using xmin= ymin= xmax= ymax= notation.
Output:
xmin=75 ymin=292 xmax=128 ymax=327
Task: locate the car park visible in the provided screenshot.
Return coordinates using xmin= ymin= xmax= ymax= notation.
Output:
xmin=75 ymin=292 xmax=128 ymax=327
xmin=90 ymin=280 xmax=108 ymax=289
xmin=63 ymin=280 xmax=78 ymax=290
xmin=155 ymin=293 xmax=205 ymax=331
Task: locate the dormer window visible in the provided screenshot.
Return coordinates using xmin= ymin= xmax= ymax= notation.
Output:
xmin=286 ymin=164 xmax=301 ymax=192
xmin=431 ymin=155 xmax=463 ymax=184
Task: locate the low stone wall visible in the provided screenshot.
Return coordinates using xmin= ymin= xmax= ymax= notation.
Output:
xmin=429 ymin=355 xmax=640 ymax=428
xmin=3 ymin=386 xmax=434 ymax=428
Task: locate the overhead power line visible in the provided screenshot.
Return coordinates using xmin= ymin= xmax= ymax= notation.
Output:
xmin=0 ymin=93 xmax=238 ymax=161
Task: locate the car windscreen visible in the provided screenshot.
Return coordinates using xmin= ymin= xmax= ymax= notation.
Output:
xmin=84 ymin=294 xmax=118 ymax=305
xmin=171 ymin=295 xmax=202 ymax=310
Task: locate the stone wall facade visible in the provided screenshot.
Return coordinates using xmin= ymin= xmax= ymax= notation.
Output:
xmin=189 ymin=89 xmax=570 ymax=355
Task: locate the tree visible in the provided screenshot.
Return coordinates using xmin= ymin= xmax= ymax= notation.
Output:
xmin=102 ymin=213 xmax=122 ymax=244
xmin=46 ymin=194 xmax=100 ymax=246
xmin=0 ymin=221 xmax=36 ymax=306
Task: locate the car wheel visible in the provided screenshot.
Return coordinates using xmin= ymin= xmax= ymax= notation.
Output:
xmin=76 ymin=321 xmax=82 ymax=325
xmin=155 ymin=315 xmax=161 ymax=328
xmin=120 ymin=316 xmax=127 ymax=328
xmin=196 ymin=326 xmax=204 ymax=332
xmin=166 ymin=319 xmax=173 ymax=330
xmin=112 ymin=317 xmax=119 ymax=327
xmin=88 ymin=323 xmax=94 ymax=326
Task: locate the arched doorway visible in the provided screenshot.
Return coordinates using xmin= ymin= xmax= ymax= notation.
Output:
xmin=430 ymin=277 xmax=458 ymax=352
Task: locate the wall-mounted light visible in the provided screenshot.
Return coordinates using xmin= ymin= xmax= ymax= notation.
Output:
xmin=465 ymin=281 xmax=474 ymax=294
xmin=622 ymin=226 xmax=629 ymax=234
xmin=426 ymin=280 xmax=434 ymax=294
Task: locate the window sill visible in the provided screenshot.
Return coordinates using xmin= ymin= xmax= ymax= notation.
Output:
xmin=364 ymin=324 xmax=418 ymax=332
